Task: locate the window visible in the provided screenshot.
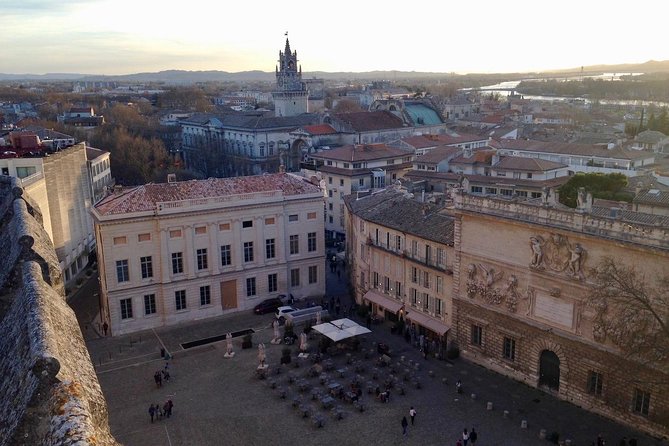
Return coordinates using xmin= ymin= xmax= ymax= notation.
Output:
xmin=175 ymin=290 xmax=187 ymax=311
xmin=307 ymin=212 xmax=317 ymax=220
xmin=411 ymin=240 xmax=418 ymax=256
xmin=471 ymin=186 xmax=483 ymax=194
xmin=587 ymin=371 xmax=603 ymax=396
xmin=144 ymin=294 xmax=156 ymax=315
xmin=343 ymin=163 xmax=349 ymax=168
xmin=243 ymin=242 xmax=254 ymax=262
xmin=353 ymin=163 xmax=362 ymax=169
xmin=395 ymin=235 xmax=402 ymax=251
xmin=435 ymin=298 xmax=442 ymax=315
xmin=423 ymin=293 xmax=429 ymax=311
xmin=308 ymin=265 xmax=318 ymax=284
xmin=372 ymin=272 xmax=379 ymax=287
xmin=395 ymin=281 xmax=402 ymax=298
xmin=264 ymin=238 xmax=276 ymax=259
xmin=242 ymin=220 xmax=253 ymax=228
xmin=411 ymin=267 xmax=418 ymax=283
xmin=291 ymin=268 xmax=300 ymax=287
xmin=384 ymin=276 xmax=391 ymax=293
xmin=328 ymin=215 xmax=333 ymax=224
xmin=200 ymin=285 xmax=211 ymax=306
xmin=289 ymin=235 xmax=299 ymax=255
xmin=120 ymin=298 xmax=133 ymax=319
xmin=340 ymin=179 xmax=344 ymax=186
xmin=358 ymin=178 xmax=364 ymax=186
xmin=219 ymin=223 xmax=231 ymax=231
xmin=437 ymin=248 xmax=445 ymax=267
xmin=410 ymin=288 xmax=418 ymax=306
xmin=423 ymin=271 xmax=430 ymax=288
xmin=328 ymin=177 xmax=332 ymax=184
xmin=517 ymin=190 xmax=528 ymax=198
xmin=289 ymin=214 xmax=299 ymax=222
xmin=531 ymin=192 xmax=542 ymax=199
xmin=264 ymin=217 xmax=275 ymax=225
xmin=196 ymin=248 xmax=208 ymax=270
xmin=172 ymin=252 xmax=184 ymax=274
xmin=485 ymin=187 xmax=498 ymax=195
xmin=328 ymin=190 xmax=333 ymax=198
xmin=268 ymin=273 xmax=278 ymax=293
xmin=633 ymin=389 xmax=650 ymax=416
xmin=436 ymin=276 xmax=443 ymax=293
xmin=503 ymin=337 xmax=516 ymax=361
xmin=140 ymin=256 xmax=153 ymax=279
xmin=328 ymin=203 xmax=333 ymax=211
xmin=116 ymin=260 xmax=129 ymax=283
xmin=500 ymin=188 xmax=513 ymax=197
xmin=169 ymin=229 xmax=182 ymax=238
xmin=527 ymin=173 xmax=533 ymax=179
xmin=308 ymin=232 xmax=317 ymax=252
xmin=16 ymin=165 xmax=36 ymax=178
xmin=220 ymin=245 xmax=231 ymax=266
xmin=195 ymin=226 xmax=207 ymax=235
xmin=471 ymin=324 xmax=483 ymax=346
xmin=113 ymin=236 xmax=127 ymax=245
xmin=246 ymin=277 xmax=257 ymax=297
xmin=138 ymin=233 xmax=151 ymax=242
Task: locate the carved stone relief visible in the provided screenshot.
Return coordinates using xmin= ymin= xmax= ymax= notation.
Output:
xmin=528 ymin=233 xmax=587 ymax=281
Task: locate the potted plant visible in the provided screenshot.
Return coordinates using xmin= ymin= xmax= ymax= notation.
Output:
xmin=241 ymin=333 xmax=253 ymax=349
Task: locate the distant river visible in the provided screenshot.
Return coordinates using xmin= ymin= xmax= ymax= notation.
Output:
xmin=461 ymin=74 xmax=669 ymax=108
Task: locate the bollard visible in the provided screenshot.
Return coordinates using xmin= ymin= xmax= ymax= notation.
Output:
xmin=486 ymin=401 xmax=493 ymax=411
xmin=521 ymin=420 xmax=528 ymax=429
xmin=539 ymin=429 xmax=547 ymax=439
xmin=503 ymin=410 xmax=509 ymax=418
xmin=470 ymin=393 xmax=476 ymax=400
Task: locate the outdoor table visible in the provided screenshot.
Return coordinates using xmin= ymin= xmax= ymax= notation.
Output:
xmin=344 ymin=391 xmax=358 ymax=403
xmin=336 ymin=367 xmax=347 ymax=378
xmin=328 ymin=382 xmax=342 ymax=397
xmin=319 ymin=373 xmax=328 ymax=384
xmin=321 ymin=395 xmax=335 ymax=409
xmin=323 ymin=360 xmax=334 ymax=371
xmin=311 ymin=388 xmax=321 ymax=400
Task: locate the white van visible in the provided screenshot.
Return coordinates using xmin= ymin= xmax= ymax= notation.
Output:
xmin=283 ymin=306 xmax=328 ymax=326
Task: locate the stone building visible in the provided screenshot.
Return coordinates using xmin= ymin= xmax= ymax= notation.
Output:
xmin=92 ymin=173 xmax=326 ymax=336
xmin=344 ymin=188 xmax=454 ymax=350
xmin=273 ymin=38 xmax=309 ymax=117
xmin=451 ymin=191 xmax=669 ymax=438
xmin=0 ymin=176 xmax=118 ymax=446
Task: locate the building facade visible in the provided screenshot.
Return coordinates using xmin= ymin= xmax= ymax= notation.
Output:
xmin=345 ymin=188 xmax=454 ymax=352
xmin=302 ymin=143 xmax=414 ymax=240
xmin=92 ymin=173 xmax=326 ymax=335
xmin=274 ymin=38 xmax=309 ymax=117
xmin=451 ymin=191 xmax=669 ymax=438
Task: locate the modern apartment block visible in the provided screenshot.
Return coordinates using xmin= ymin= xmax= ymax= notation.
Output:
xmin=92 ymin=173 xmax=326 ymax=335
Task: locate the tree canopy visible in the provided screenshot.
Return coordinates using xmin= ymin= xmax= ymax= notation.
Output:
xmin=558 ymin=172 xmax=631 ymax=208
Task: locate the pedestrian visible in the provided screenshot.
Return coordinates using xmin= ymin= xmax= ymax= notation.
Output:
xmin=366 ymin=313 xmax=372 ymax=328
xmin=162 ymin=369 xmax=170 ymax=382
xmin=167 ymin=399 xmax=173 ymax=417
xmin=597 ymin=434 xmax=606 ymax=446
xmin=163 ymin=401 xmax=170 ymax=418
xmin=462 ymin=428 xmax=470 ymax=446
xmin=401 ymin=416 xmax=408 ymax=436
xmin=102 ymin=321 xmax=108 ymax=336
xmin=154 ymin=371 xmax=161 ymax=388
xmin=409 ymin=406 xmax=417 ymax=425
xmin=148 ymin=404 xmax=156 ymax=423
xmin=469 ymin=427 xmax=478 ymax=445
xmin=456 ymin=440 xmax=463 ymax=446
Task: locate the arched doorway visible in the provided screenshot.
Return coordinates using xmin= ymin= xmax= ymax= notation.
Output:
xmin=539 ymin=350 xmax=560 ymax=390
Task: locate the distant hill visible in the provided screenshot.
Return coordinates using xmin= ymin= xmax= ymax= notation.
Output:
xmin=547 ymin=59 xmax=669 ymax=75
xmin=1 ymin=60 xmax=668 ymax=83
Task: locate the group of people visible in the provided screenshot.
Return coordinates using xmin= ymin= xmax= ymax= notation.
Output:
xmin=593 ymin=434 xmax=639 ymax=446
xmin=148 ymin=400 xmax=173 ymax=422
xmin=153 ymin=363 xmax=170 ymax=388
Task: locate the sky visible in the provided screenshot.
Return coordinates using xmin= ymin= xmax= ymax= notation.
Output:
xmin=2 ymin=0 xmax=668 ymax=76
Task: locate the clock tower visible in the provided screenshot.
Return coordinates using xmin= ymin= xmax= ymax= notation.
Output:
xmin=273 ymin=36 xmax=309 ymax=117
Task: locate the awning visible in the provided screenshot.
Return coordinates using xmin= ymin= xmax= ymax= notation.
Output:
xmin=363 ymin=290 xmax=404 ymax=314
xmin=406 ymin=310 xmax=450 ymax=336
xmin=312 ymin=319 xmax=371 ymax=342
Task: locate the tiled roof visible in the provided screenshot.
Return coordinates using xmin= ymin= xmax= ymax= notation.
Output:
xmin=415 ymin=146 xmax=461 ymax=164
xmin=85 ymin=146 xmax=109 ymax=160
xmin=633 ymin=189 xmax=669 ymax=206
xmin=450 ymin=149 xmax=496 ymax=165
xmin=345 ymin=189 xmax=454 ymax=245
xmin=401 ymin=133 xmax=487 ymax=149
xmin=496 ymin=139 xmax=650 ymax=160
xmin=332 ymin=111 xmax=405 ymax=132
xmin=95 ymin=173 xmax=320 ymax=216
xmin=405 ymin=170 xmax=570 ymax=188
xmin=301 ymin=124 xmax=338 ymax=135
xmin=590 ymin=206 xmax=669 ymax=227
xmin=493 ymin=156 xmax=567 ymax=171
xmin=310 ymin=144 xmax=411 ymax=162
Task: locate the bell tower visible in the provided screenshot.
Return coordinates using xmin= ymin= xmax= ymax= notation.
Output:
xmin=273 ymin=34 xmax=309 ymax=117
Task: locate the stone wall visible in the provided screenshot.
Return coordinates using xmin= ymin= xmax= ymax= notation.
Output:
xmin=453 ymin=299 xmax=669 ymax=439
xmin=0 ymin=176 xmax=118 ymax=446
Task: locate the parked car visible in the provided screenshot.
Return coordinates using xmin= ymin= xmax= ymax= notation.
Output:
xmin=275 ymin=305 xmax=298 ymax=321
xmin=277 ymin=293 xmax=295 ymax=304
xmin=253 ymin=297 xmax=284 ymax=315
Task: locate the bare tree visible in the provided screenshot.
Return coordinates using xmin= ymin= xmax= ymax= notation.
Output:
xmin=587 ymin=256 xmax=669 ymax=369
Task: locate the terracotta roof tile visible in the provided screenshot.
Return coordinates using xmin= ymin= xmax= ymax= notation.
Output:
xmin=95 ymin=173 xmax=320 ymax=216
xmin=301 ymin=124 xmax=338 ymax=135
xmin=310 ymin=143 xmax=412 ymax=162
xmin=332 ymin=110 xmax=404 ymax=132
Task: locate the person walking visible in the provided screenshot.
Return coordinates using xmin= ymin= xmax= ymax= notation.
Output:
xmin=167 ymin=399 xmax=173 ymax=417
xmin=462 ymin=428 xmax=470 ymax=446
xmin=155 ymin=402 xmax=163 ymax=420
xmin=409 ymin=406 xmax=417 ymax=425
xmin=469 ymin=427 xmax=478 ymax=445
xmin=148 ymin=404 xmax=156 ymax=423
xmin=154 ymin=371 xmax=162 ymax=388
xmin=162 ymin=368 xmax=170 ymax=382
xmin=401 ymin=416 xmax=408 ymax=437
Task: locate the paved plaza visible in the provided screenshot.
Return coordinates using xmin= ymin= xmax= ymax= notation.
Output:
xmin=77 ymin=265 xmax=668 ymax=446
